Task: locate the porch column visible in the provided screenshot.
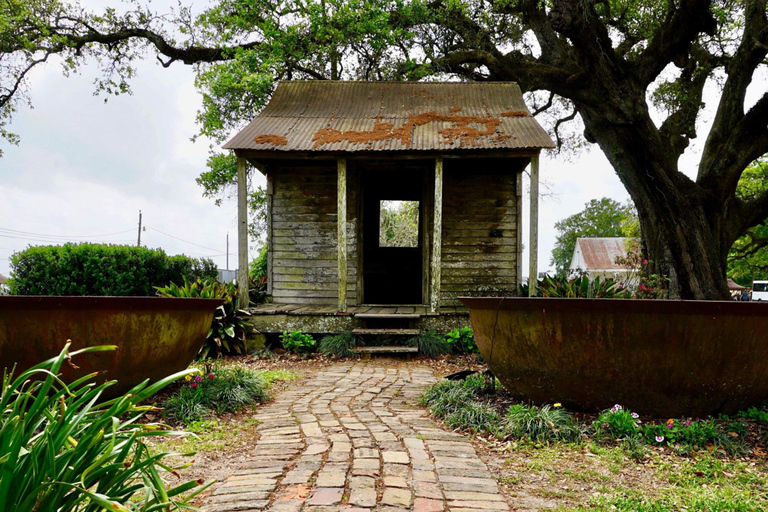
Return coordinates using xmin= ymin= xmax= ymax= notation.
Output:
xmin=516 ymin=170 xmax=524 ymax=295
xmin=237 ymin=156 xmax=249 ymax=306
xmin=430 ymin=157 xmax=444 ymax=313
xmin=528 ymin=155 xmax=539 ymax=297
xmin=337 ymin=158 xmax=348 ymax=313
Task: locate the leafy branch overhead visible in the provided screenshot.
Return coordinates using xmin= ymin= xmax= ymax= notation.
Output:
xmin=3 ymin=0 xmax=768 ymax=299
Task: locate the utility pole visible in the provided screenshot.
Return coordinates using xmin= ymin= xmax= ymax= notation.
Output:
xmin=226 ymin=232 xmax=229 ymax=270
xmin=137 ymin=210 xmax=142 ymax=247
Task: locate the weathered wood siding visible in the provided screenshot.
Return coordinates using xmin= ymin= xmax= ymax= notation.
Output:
xmin=271 ymin=164 xmax=358 ymax=305
xmin=440 ymin=161 xmax=524 ymax=305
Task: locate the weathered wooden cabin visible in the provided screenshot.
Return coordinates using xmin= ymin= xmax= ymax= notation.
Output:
xmin=225 ymin=81 xmax=554 ymax=337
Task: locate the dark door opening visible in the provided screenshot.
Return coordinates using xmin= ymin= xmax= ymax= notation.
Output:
xmin=362 ymin=167 xmax=425 ymax=304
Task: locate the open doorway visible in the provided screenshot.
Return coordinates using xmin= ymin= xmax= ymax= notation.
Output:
xmin=361 ymin=167 xmax=426 ymax=304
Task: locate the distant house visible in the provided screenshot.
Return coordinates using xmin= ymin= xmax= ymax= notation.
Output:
xmin=569 ymin=238 xmax=638 ymax=285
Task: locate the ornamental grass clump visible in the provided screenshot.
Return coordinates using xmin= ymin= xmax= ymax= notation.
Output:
xmin=0 ymin=342 xmax=209 ymax=512
xmin=407 ymin=330 xmax=452 ymax=357
xmin=420 ymin=375 xmax=502 ymax=435
xmin=318 ymin=333 xmax=360 ymax=358
xmin=503 ymin=403 xmax=585 ymax=444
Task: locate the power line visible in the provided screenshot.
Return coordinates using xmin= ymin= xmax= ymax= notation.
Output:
xmin=147 ymin=227 xmax=222 ymax=253
xmin=0 ymin=227 xmax=135 ymax=240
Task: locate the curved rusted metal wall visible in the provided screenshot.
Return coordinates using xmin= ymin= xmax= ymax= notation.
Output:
xmin=461 ymin=297 xmax=768 ymax=417
xmin=0 ymin=296 xmax=221 ymax=397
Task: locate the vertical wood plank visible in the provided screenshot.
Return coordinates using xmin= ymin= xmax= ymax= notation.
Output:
xmin=237 ymin=156 xmax=249 ymax=306
xmin=430 ymin=157 xmax=444 ymax=313
xmin=528 ymin=155 xmax=539 ymax=297
xmin=516 ymin=169 xmax=524 ymax=296
xmin=337 ymin=158 xmax=348 ymax=312
xmin=266 ymin=170 xmax=274 ymax=296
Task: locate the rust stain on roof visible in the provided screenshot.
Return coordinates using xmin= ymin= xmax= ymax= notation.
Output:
xmin=312 ymin=111 xmax=502 ymax=148
xmin=500 ymin=110 xmax=529 ymax=118
xmin=223 ymin=81 xmax=555 ymax=152
xmin=253 ymin=134 xmax=288 ymax=146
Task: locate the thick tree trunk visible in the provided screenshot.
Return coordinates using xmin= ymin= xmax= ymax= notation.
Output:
xmin=578 ymin=107 xmax=732 ymax=300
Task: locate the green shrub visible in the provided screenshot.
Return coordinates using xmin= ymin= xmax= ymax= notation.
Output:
xmin=280 ymin=330 xmax=316 ymax=353
xmin=8 ymin=243 xmax=216 ymax=296
xmin=594 ymin=404 xmax=642 ymax=441
xmin=163 ymin=365 xmax=270 ymax=425
xmin=248 ymin=246 xmax=270 ymax=305
xmin=642 ymin=418 xmax=748 ymax=455
xmin=445 ymin=327 xmax=479 ymax=354
xmin=0 ymin=342 xmax=209 ymax=511
xmin=737 ymin=406 xmax=768 ymax=424
xmin=407 ymin=330 xmax=452 ymax=357
xmin=319 ymin=333 xmax=359 ymax=358
xmin=249 ymin=245 xmax=268 ymax=281
xmin=503 ymin=404 xmax=584 ymax=443
xmin=156 ymin=278 xmax=251 ymax=358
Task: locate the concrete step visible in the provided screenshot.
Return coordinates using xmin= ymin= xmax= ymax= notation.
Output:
xmin=351 ymin=346 xmax=419 ymax=354
xmin=351 ymin=328 xmax=420 ymax=336
xmin=354 ymin=313 xmax=422 ymax=320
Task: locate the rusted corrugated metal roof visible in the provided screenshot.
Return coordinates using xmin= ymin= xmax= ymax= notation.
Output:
xmin=223 ymin=81 xmax=555 ymax=153
xmin=573 ymin=238 xmax=636 ymax=270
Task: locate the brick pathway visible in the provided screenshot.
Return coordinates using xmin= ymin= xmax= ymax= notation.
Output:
xmin=204 ymin=361 xmax=509 ymax=512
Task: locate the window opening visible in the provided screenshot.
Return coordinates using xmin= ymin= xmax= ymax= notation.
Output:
xmin=379 ymin=200 xmax=419 ymax=248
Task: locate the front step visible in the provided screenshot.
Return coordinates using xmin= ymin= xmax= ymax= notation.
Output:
xmin=352 ymin=346 xmax=419 ymax=360
xmin=351 ymin=328 xmax=420 ymax=336
xmin=354 ymin=313 xmax=422 ymax=320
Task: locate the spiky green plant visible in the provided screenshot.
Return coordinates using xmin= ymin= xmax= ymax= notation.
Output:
xmin=0 ymin=342 xmax=210 ymax=511
xmin=407 ymin=330 xmax=451 ymax=357
xmin=156 ymin=277 xmax=251 ymax=358
xmin=318 ymin=333 xmax=359 ymax=358
xmin=503 ymin=404 xmax=585 ymax=443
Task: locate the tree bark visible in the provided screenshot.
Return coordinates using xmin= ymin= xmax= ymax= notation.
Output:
xmin=577 ymin=104 xmax=732 ymax=300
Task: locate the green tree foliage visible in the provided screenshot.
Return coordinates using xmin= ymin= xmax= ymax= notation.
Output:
xmin=551 ymin=198 xmax=637 ymax=276
xmin=3 ymin=0 xmax=768 ymax=299
xmin=8 ymin=243 xmax=217 ymax=295
xmin=196 ymin=153 xmax=267 ymax=241
xmin=379 ymin=200 xmax=419 ymax=247
xmin=727 ymin=160 xmax=768 ymax=285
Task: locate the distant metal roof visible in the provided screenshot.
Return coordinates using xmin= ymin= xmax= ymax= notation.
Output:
xmin=571 ymin=238 xmax=637 ymax=271
xmin=223 ymin=81 xmax=555 ymax=153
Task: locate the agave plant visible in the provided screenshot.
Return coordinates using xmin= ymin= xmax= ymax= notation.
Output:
xmin=538 ymin=274 xmax=632 ymax=299
xmin=0 ymin=342 xmax=210 ymax=511
xmin=156 ymin=277 xmax=252 ymax=358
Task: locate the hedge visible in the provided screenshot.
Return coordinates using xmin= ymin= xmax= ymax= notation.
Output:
xmin=8 ymin=243 xmax=217 ymax=296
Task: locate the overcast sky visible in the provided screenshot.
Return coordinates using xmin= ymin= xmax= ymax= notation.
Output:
xmin=1 ymin=0 xmax=656 ymax=281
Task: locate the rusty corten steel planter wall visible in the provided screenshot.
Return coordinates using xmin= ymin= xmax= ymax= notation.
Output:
xmin=460 ymin=297 xmax=768 ymax=417
xmin=0 ymin=296 xmax=221 ymax=397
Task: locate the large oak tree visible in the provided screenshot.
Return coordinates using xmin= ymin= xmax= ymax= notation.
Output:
xmin=3 ymin=0 xmax=768 ymax=299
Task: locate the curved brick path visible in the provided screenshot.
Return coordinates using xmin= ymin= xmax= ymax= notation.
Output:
xmin=203 ymin=361 xmax=510 ymax=512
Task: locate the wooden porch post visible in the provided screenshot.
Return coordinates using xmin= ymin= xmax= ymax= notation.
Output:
xmin=430 ymin=157 xmax=444 ymax=313
xmin=528 ymin=155 xmax=539 ymax=297
xmin=337 ymin=158 xmax=348 ymax=313
xmin=516 ymin=170 xmax=524 ymax=295
xmin=237 ymin=156 xmax=249 ymax=306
